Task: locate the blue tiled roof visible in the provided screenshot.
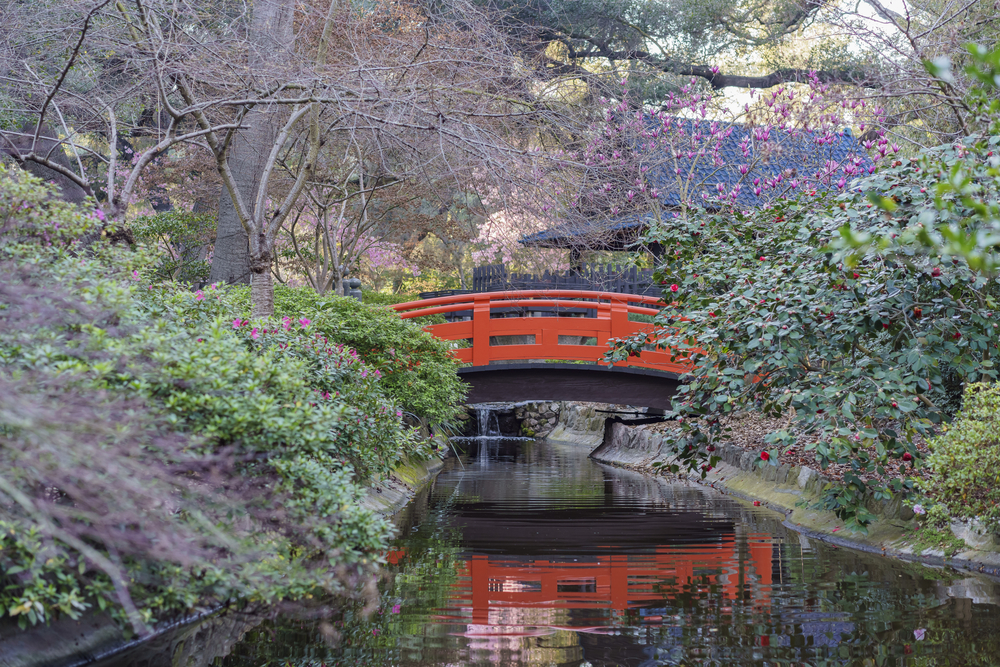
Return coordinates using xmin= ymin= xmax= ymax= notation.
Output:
xmin=521 ymin=117 xmax=873 ymax=247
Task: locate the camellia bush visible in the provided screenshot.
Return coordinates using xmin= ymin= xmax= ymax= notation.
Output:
xmin=609 ymin=156 xmax=999 ymax=532
xmin=0 ymin=169 xmax=444 ymax=634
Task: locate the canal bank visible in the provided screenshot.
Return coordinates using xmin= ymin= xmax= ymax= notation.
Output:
xmin=547 ymin=403 xmax=1000 ymax=580
xmin=0 ymin=453 xmax=446 ymax=667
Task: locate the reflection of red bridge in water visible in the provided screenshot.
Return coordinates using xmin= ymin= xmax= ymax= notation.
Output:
xmin=393 ymin=290 xmax=695 ymax=409
xmin=388 ymin=534 xmax=775 ymax=624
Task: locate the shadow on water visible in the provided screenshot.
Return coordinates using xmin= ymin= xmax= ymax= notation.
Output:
xmin=96 ymin=437 xmax=1000 ymax=667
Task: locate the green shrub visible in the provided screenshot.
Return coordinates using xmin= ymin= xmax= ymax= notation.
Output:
xmin=925 ymin=383 xmax=1000 ymax=525
xmin=130 ymin=210 xmax=214 ymax=284
xmin=228 ymin=284 xmax=466 ymax=424
xmin=0 ymin=171 xmax=425 ymax=632
xmin=361 ymin=290 xmax=420 ymax=306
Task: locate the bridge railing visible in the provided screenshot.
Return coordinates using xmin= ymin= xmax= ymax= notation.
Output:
xmin=392 ymin=290 xmax=694 ymax=375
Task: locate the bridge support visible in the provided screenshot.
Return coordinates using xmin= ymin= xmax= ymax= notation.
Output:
xmin=457 ymin=363 xmax=680 ymax=410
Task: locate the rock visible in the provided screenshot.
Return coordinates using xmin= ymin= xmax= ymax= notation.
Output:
xmin=951 ymin=520 xmax=1000 ymax=551
xmin=797 ymin=467 xmax=818 ymax=489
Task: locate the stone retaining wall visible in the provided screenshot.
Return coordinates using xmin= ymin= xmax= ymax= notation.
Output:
xmin=514 ymin=402 xmax=562 ymax=439
xmin=592 ymin=420 xmax=1000 ymax=578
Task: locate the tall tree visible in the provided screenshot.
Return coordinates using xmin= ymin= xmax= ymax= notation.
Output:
xmin=479 ymin=0 xmax=998 ymax=142
xmin=208 ymin=0 xmax=296 ymax=287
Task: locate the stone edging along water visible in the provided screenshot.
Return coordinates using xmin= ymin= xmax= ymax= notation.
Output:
xmin=545 ymin=402 xmax=1000 ymax=581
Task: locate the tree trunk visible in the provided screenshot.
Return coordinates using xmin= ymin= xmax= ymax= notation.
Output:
xmin=208 ymin=0 xmax=295 ymax=288
xmin=250 ymin=265 xmax=275 ymax=319
xmin=208 ymin=115 xmax=278 ymax=286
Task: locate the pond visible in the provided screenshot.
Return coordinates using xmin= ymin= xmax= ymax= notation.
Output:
xmin=105 ymin=435 xmax=1000 ymax=666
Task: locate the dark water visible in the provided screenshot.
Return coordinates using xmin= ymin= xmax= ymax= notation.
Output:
xmin=108 ymin=437 xmax=1000 ymax=666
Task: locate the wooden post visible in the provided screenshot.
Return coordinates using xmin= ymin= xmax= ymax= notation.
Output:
xmin=609 ymin=297 xmax=629 ymax=367
xmin=472 ymin=293 xmax=491 ymax=366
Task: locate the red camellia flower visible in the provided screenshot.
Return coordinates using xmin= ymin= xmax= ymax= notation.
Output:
xmin=670 ymin=284 xmax=679 ymax=292
xmin=932 ymin=267 xmax=941 ymax=277
xmin=753 ymin=501 xmax=761 ymax=506
xmin=760 ymin=451 xmax=770 ymax=461
xmin=853 ymin=272 xmax=860 ymax=278
xmin=954 ymin=332 xmax=962 ymax=339
xmin=902 ymin=452 xmax=913 ymax=462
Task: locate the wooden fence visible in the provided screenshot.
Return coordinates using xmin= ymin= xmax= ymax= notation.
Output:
xmin=472 ymin=264 xmax=659 ymax=296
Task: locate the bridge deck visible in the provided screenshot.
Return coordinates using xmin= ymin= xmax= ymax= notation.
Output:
xmin=393 ymin=290 xmax=692 ymax=409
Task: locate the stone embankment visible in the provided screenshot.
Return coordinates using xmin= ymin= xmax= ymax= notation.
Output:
xmin=533 ymin=401 xmax=1000 ymax=579
xmin=515 ymin=402 xmax=562 ymax=439
xmin=588 ymin=417 xmax=1000 ymax=578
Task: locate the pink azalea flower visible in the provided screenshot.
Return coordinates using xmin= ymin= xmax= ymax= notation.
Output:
xmin=391 ymin=604 xmax=401 ymax=614
xmin=194 ymin=290 xmax=204 ymax=301
xmin=299 ymin=318 xmax=311 ymax=327
xmin=282 ymin=316 xmax=292 ymax=331
xmin=251 ymin=328 xmax=259 ymax=340
xmin=232 ymin=319 xmax=243 ymax=329
xmin=132 ymin=270 xmax=139 ymax=281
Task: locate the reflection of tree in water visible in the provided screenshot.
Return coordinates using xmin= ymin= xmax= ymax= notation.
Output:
xmin=214 ymin=495 xmax=465 ymax=667
xmin=577 ymin=548 xmax=1000 ymax=667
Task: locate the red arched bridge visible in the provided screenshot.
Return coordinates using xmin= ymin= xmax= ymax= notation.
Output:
xmin=392 ymin=290 xmax=693 ymax=410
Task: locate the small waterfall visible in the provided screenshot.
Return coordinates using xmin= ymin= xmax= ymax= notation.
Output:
xmin=474 ymin=405 xmax=501 ymax=462
xmin=476 ymin=407 xmax=496 ymax=438
xmin=452 ymin=403 xmax=533 ymax=463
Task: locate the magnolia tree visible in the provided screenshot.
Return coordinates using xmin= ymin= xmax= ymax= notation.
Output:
xmin=531 ymin=74 xmax=891 ymax=260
